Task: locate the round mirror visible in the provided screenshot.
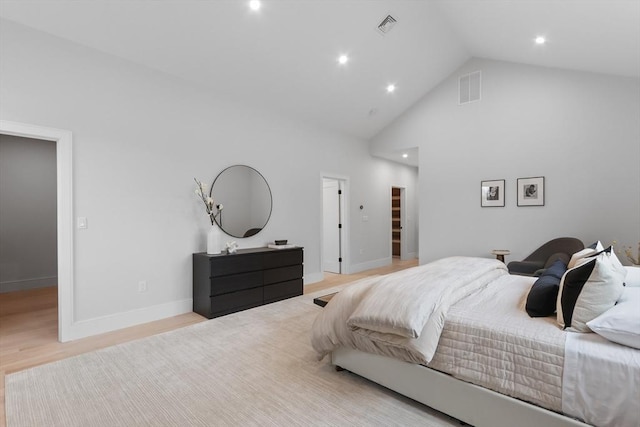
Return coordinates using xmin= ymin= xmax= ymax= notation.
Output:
xmin=210 ymin=165 xmax=272 ymax=238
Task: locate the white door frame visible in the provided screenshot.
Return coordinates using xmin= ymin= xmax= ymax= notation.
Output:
xmin=322 ymin=179 xmax=341 ymax=273
xmin=1 ymin=120 xmax=73 ymax=342
xmin=320 ymin=173 xmax=350 ymax=275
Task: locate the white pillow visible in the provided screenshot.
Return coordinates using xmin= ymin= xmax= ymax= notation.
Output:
xmin=624 ymin=266 xmax=640 ymax=287
xmin=587 ymin=287 xmax=640 ymax=349
xmin=557 ymin=247 xmax=625 ymax=332
xmin=568 ymin=241 xmax=604 ymax=269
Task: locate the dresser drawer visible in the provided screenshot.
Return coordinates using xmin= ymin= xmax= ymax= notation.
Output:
xmin=210 ymin=271 xmax=262 ymax=296
xmin=263 ymin=249 xmax=303 ymax=269
xmin=264 ymin=279 xmax=303 ymax=303
xmin=210 ymin=287 xmax=263 ymax=315
xmin=210 ymin=254 xmax=262 ymax=277
xmin=193 ymin=247 xmax=304 ymax=319
xmin=264 ymin=264 xmax=303 ymax=285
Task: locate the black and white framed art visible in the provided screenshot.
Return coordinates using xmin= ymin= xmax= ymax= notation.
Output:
xmin=517 ymin=176 xmax=545 ymax=206
xmin=481 ymin=179 xmax=505 ymax=207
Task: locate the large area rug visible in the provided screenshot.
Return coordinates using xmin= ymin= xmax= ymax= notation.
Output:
xmin=6 ymin=285 xmax=459 ymax=427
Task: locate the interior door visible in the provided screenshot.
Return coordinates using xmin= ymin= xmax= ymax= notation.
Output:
xmin=323 ymin=179 xmax=341 ymax=273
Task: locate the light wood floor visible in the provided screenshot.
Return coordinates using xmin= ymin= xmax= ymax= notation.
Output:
xmin=0 ymin=258 xmax=417 ymax=426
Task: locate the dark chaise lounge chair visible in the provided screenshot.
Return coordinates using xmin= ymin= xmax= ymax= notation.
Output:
xmin=507 ymin=237 xmax=585 ymax=276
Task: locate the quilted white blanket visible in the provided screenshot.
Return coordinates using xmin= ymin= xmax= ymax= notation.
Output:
xmin=311 ymin=256 xmax=508 ymax=364
xmin=563 ymin=333 xmax=640 ymax=427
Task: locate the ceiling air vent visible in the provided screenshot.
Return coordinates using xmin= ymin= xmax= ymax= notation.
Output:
xmin=459 ymin=71 xmax=481 ymax=105
xmin=377 ymin=15 xmax=397 ymax=35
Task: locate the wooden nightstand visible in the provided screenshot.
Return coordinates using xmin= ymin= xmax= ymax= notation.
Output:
xmin=492 ymin=249 xmax=510 ymax=263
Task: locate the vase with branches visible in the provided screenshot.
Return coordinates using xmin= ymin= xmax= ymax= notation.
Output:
xmin=194 ymin=178 xmax=224 ymax=254
xmin=194 ymin=178 xmax=223 ymax=225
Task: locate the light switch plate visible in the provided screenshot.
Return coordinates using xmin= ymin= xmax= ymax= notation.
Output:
xmin=77 ymin=217 xmax=88 ymax=229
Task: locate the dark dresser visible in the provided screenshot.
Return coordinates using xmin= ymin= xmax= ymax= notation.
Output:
xmin=192 ymin=246 xmax=303 ymax=319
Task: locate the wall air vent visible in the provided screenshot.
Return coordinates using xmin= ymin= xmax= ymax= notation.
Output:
xmin=377 ymin=15 xmax=397 ymax=35
xmin=459 ymin=70 xmax=481 ymax=105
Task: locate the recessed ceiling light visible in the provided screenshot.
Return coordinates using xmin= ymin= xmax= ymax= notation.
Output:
xmin=535 ymin=36 xmax=546 ymax=45
xmin=338 ymin=54 xmax=349 ymax=65
xmin=386 ymin=84 xmax=396 ymax=93
xmin=402 ymin=153 xmax=408 ymax=158
xmin=249 ymin=0 xmax=261 ymax=11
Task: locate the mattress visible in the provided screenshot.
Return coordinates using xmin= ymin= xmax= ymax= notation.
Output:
xmin=427 ymin=274 xmax=566 ymax=413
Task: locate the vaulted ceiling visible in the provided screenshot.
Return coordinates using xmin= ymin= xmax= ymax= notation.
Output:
xmin=1 ymin=0 xmax=638 ymax=144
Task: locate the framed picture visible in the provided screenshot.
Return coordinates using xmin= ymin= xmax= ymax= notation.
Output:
xmin=517 ymin=176 xmax=545 ymax=206
xmin=481 ymin=179 xmax=505 ymax=207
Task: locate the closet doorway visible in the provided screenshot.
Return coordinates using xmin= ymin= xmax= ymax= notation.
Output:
xmin=391 ymin=187 xmax=405 ymax=259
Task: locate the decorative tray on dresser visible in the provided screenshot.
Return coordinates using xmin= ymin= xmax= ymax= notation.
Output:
xmin=192 ymin=246 xmax=303 ymax=319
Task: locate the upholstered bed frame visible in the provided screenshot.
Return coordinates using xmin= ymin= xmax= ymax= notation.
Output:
xmin=331 ymin=347 xmax=589 ymax=427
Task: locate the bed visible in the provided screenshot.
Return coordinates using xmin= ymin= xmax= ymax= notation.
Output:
xmin=311 ymin=256 xmax=640 ymax=427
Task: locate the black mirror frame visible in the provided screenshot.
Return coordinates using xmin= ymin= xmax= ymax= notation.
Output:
xmin=210 ymin=165 xmax=273 ymax=238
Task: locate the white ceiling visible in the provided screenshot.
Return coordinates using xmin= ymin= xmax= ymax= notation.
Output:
xmin=1 ymin=0 xmax=638 ymax=149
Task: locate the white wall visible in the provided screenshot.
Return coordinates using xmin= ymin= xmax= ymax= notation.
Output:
xmin=346 ymin=160 xmax=419 ymax=272
xmin=0 ymin=134 xmax=57 ymax=292
xmin=0 ymin=20 xmax=418 ymax=333
xmin=372 ymin=58 xmax=640 ymax=265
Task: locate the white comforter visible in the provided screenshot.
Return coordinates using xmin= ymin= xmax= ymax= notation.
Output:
xmin=311 ymin=256 xmax=508 ymax=364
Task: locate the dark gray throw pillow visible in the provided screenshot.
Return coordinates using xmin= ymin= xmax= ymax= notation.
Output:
xmin=526 ymin=259 xmax=567 ymax=317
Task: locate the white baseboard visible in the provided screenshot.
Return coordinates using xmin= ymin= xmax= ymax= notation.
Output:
xmin=0 ymin=276 xmax=57 ymax=293
xmin=62 ymin=298 xmax=193 ymax=342
xmin=304 ymin=272 xmax=324 ymax=285
xmin=349 ymin=257 xmax=392 ymax=274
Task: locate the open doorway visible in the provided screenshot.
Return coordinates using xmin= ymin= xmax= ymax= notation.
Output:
xmin=0 ymin=120 xmax=73 ymax=342
xmin=391 ymin=186 xmax=407 ymax=259
xmin=322 ymin=176 xmax=347 ymax=275
xmin=392 ymin=187 xmax=401 ymax=258
xmin=0 ymin=135 xmax=57 ymax=291
xmin=0 ymin=134 xmax=58 ymax=340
